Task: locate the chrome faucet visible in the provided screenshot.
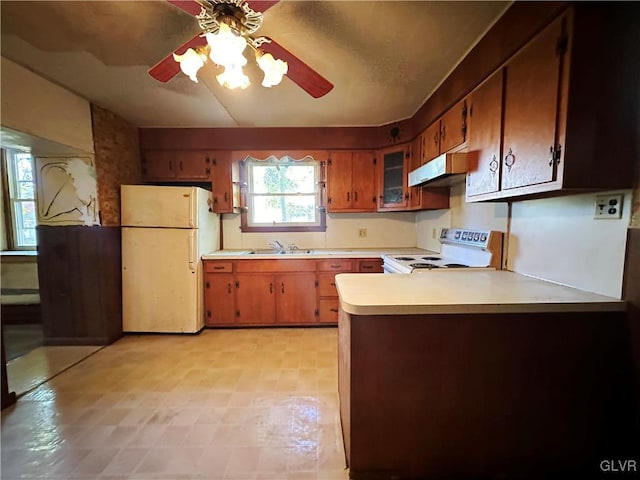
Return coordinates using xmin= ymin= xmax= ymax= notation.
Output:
xmin=269 ymin=240 xmax=285 ymax=254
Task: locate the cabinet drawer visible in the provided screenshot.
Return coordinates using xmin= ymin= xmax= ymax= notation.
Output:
xmin=235 ymin=259 xmax=316 ymax=273
xmin=318 ymin=273 xmax=338 ymax=297
xmin=205 ymin=261 xmax=233 ymax=273
xmin=319 ymin=299 xmax=340 ymax=324
xmin=317 ymin=260 xmax=353 ymax=272
xmin=357 ymin=259 xmax=383 ymax=273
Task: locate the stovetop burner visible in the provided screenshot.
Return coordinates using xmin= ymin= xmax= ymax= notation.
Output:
xmin=421 ymin=256 xmax=441 ymax=261
xmin=409 ymin=263 xmax=440 ymax=269
xmin=444 ymin=263 xmax=469 ymax=268
xmin=395 ymin=257 xmax=416 ymax=261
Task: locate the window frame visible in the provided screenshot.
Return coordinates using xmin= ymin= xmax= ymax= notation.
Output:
xmin=1 ymin=149 xmax=38 ymax=250
xmin=239 ymin=154 xmax=326 ymax=233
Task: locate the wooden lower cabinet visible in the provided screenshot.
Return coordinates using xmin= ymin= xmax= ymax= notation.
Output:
xmin=204 ymin=257 xmax=383 ymax=326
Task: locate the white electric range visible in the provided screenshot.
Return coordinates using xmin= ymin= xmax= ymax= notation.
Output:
xmin=382 ymin=228 xmax=503 ymax=274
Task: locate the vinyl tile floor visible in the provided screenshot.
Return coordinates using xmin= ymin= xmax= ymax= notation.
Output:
xmin=1 ymin=328 xmax=349 ymax=480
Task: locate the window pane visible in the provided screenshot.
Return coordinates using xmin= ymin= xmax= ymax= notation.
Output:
xmin=251 ymin=164 xmax=316 ymax=194
xmin=251 ymin=195 xmax=317 ymax=224
xmin=18 ymin=181 xmax=34 ymax=199
xmin=16 ymin=156 xmax=34 ymax=182
xmin=14 ymin=201 xmax=37 ymax=247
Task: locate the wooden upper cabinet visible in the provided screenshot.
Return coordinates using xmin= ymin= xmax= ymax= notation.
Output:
xmin=501 ymin=16 xmax=564 ymax=192
xmin=378 ymin=145 xmax=409 ymax=210
xmin=419 ymin=99 xmax=469 ymax=165
xmin=141 ymin=150 xmax=212 ymax=181
xmin=327 ymin=151 xmax=377 ymax=212
xmin=210 ymin=151 xmax=234 ymax=213
xmin=465 ymin=70 xmax=503 ymax=198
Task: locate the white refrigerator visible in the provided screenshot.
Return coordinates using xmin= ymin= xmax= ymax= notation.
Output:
xmin=121 ymin=185 xmax=219 ymax=333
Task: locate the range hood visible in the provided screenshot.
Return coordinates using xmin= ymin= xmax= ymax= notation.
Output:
xmin=408 ymin=152 xmax=470 ymax=187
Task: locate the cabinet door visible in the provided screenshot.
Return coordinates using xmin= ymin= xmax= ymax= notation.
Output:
xmin=379 ymin=147 xmax=408 ymax=210
xmin=235 ymin=274 xmax=275 ymax=324
xmin=357 ymin=259 xmax=383 ymax=273
xmin=466 ymin=71 xmax=503 ymax=198
xmin=351 ymin=151 xmax=377 ymax=211
xmin=141 ymin=151 xmax=176 ymax=180
xmin=205 ymin=273 xmax=235 ymax=326
xmin=423 ymin=121 xmax=441 ymax=162
xmin=318 ymin=272 xmax=338 ymax=296
xmin=501 ymin=17 xmax=563 ymax=191
xmin=319 ymin=298 xmax=340 ymax=324
xmin=276 ymin=273 xmax=317 ymax=324
xmin=327 ymin=151 xmax=353 ymax=211
xmin=211 ymin=151 xmax=233 ymax=213
xmin=440 ymin=99 xmax=468 ymax=153
xmin=176 ymin=151 xmax=212 ymax=180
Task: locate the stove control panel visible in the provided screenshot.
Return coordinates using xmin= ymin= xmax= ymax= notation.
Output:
xmin=440 ymin=228 xmax=492 ymax=249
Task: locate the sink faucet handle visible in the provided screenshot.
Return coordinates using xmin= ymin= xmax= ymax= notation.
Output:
xmin=288 ymin=243 xmax=299 ymax=252
xmin=269 ymin=240 xmax=284 ymax=253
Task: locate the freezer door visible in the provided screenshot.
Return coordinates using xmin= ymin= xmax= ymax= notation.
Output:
xmin=121 ymin=185 xmax=211 ymax=228
xmin=122 ymin=227 xmax=203 ymax=333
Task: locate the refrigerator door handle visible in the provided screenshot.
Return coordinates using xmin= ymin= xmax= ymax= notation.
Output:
xmin=188 ymin=190 xmax=195 ymax=228
xmin=188 ymin=231 xmax=197 ymax=271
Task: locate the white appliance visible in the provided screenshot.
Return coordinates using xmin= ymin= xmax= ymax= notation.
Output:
xmin=382 ymin=228 xmax=503 ymax=273
xmin=121 ymin=185 xmax=219 ymax=333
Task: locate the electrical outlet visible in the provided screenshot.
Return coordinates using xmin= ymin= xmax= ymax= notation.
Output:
xmin=594 ymin=194 xmax=623 ymax=219
xmin=358 ymin=228 xmax=367 ymax=238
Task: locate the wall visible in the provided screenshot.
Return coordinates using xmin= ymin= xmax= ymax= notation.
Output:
xmin=0 ymin=57 xmax=93 ymax=154
xmin=508 ymin=190 xmax=632 ymax=298
xmin=222 ymin=212 xmax=417 ymax=250
xmin=415 ymin=183 xmax=509 ymax=253
xmin=91 ymin=104 xmax=142 ymax=226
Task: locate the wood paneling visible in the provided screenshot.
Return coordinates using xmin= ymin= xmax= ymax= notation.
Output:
xmin=37 ymin=226 xmax=122 ymax=345
xmin=340 ymin=309 xmax=636 ymax=479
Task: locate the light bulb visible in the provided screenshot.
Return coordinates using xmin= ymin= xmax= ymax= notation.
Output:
xmin=216 ymin=65 xmax=250 ymax=90
xmin=173 ymin=48 xmax=207 ymax=83
xmin=206 ymin=23 xmax=247 ymax=69
xmin=257 ymin=52 xmax=288 ymax=87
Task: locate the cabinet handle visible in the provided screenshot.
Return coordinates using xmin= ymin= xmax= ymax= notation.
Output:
xmin=372 ymin=196 xmax=377 ymax=204
xmin=213 ymin=266 xmax=225 ymax=270
xmin=227 ymin=283 xmax=231 ymax=294
xmin=179 ymin=160 xmax=183 ymax=171
xmin=331 ymin=264 xmax=342 ymax=269
xmin=281 ymin=282 xmax=285 ymax=294
xmin=269 ymin=283 xmax=273 ymax=294
xmin=440 ymin=125 xmax=446 ymax=141
xmin=169 ymin=161 xmax=172 ymax=171
xmin=489 ymin=155 xmax=499 ymax=176
xmin=504 ymin=148 xmax=515 ymax=172
xmin=330 ymin=308 xmax=339 ymax=313
xmin=433 ymin=131 xmax=439 ymax=146
xmin=361 ymin=265 xmax=373 ymax=270
xmin=205 ymin=281 xmax=210 ymax=288
xmin=347 ymin=192 xmax=350 ymax=202
xmin=404 ymin=192 xmax=409 ymax=200
xmin=224 ymin=192 xmax=228 ymax=202
xmin=354 ymin=191 xmax=358 ymax=202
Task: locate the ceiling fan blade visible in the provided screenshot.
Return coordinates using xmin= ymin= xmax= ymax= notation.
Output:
xmin=167 ymin=0 xmax=202 ymax=16
xmin=148 ymin=34 xmax=207 ymax=83
xmin=247 ymin=1 xmax=280 ymax=13
xmin=260 ymin=37 xmax=334 ymax=98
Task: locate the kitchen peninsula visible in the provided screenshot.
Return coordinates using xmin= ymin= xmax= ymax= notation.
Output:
xmin=336 ymin=271 xmax=635 ymax=479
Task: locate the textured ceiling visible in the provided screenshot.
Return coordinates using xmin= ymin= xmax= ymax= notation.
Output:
xmin=1 ymin=1 xmax=510 ymax=128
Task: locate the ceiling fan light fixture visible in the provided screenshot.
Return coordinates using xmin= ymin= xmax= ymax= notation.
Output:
xmin=256 ymin=51 xmax=288 ymax=87
xmin=206 ymin=23 xmax=248 ymax=69
xmin=216 ymin=64 xmax=251 ymax=90
xmin=173 ymin=46 xmax=208 ymax=83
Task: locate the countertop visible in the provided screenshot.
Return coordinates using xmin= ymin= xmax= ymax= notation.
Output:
xmin=335 ymin=270 xmax=626 ymax=315
xmin=202 ymin=247 xmax=431 ymax=260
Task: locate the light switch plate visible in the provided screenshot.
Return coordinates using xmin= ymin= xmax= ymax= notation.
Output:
xmin=594 ymin=194 xmax=623 ymax=219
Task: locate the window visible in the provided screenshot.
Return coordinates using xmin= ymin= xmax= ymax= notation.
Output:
xmin=241 ymin=155 xmax=326 ymax=232
xmin=2 ymin=149 xmax=37 ymax=249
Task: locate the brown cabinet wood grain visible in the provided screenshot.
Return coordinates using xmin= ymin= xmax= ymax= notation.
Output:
xmin=327 ymin=151 xmax=377 ymax=212
xmin=276 ymin=273 xmax=318 ymax=324
xmin=210 ymin=151 xmax=234 ymax=213
xmin=418 ymin=98 xmax=468 ymax=166
xmin=377 ymin=145 xmax=409 ymax=211
xmin=204 ymin=273 xmax=235 ymax=326
xmin=465 ymin=70 xmax=503 ymax=198
xmin=141 ymin=150 xmax=212 ymax=182
xmin=235 ymin=273 xmax=276 ymax=325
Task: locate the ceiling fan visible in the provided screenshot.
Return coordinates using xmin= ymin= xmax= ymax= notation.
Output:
xmin=148 ymin=0 xmax=334 ymax=98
